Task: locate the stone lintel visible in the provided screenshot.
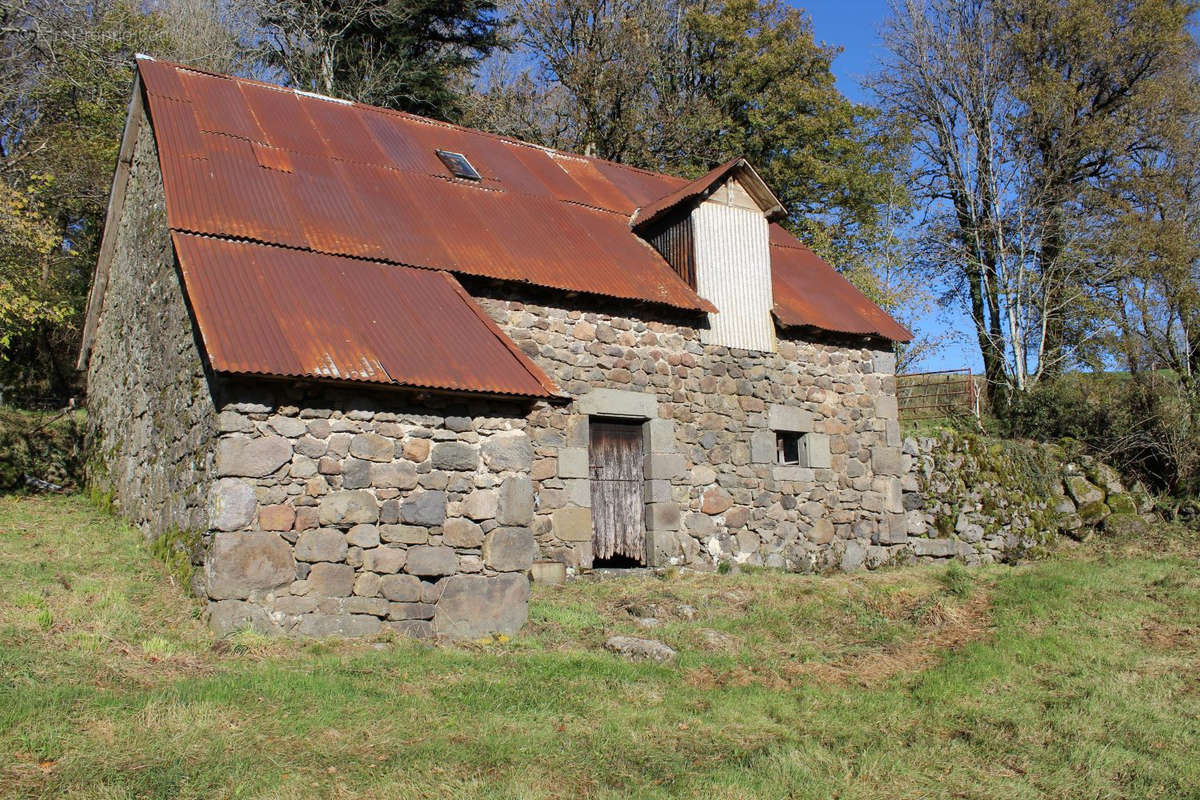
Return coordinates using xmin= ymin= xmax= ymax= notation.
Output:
xmin=577 ymin=388 xmax=657 ymax=419
xmin=767 ymin=404 xmax=814 ymax=433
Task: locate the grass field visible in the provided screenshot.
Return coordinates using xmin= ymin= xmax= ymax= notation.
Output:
xmin=1 ymin=494 xmax=1198 ymax=799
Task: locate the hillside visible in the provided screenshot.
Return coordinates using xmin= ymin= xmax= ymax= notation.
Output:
xmin=1 ymin=493 xmax=1197 ymax=799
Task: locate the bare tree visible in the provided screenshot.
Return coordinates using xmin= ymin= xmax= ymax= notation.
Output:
xmin=874 ymin=0 xmax=1187 ymax=403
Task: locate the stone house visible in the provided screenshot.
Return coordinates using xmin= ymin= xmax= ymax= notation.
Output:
xmin=79 ymin=57 xmax=913 ymax=639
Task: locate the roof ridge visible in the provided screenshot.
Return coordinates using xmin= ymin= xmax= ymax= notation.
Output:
xmin=138 ymin=55 xmax=689 ymax=188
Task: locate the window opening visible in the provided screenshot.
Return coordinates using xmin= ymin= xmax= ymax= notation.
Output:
xmin=436 ymin=150 xmax=481 ymax=180
xmin=777 ymin=432 xmax=802 ymax=465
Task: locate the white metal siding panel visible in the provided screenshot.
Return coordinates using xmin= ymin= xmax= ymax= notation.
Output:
xmin=692 ymin=198 xmax=775 ymax=352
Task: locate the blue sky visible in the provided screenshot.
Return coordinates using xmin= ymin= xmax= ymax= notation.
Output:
xmin=798 ymin=0 xmax=981 ymax=373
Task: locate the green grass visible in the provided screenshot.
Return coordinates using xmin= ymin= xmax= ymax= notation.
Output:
xmin=1 ymin=494 xmax=1198 ymax=799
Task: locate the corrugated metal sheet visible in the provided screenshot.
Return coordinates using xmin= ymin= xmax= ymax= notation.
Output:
xmin=693 ymin=202 xmax=776 ymax=352
xmin=647 ymin=215 xmax=696 ymax=288
xmin=172 ymin=233 xmax=560 ymax=397
xmin=138 ymin=58 xmax=712 ymax=314
xmin=137 ymin=57 xmax=910 ymax=350
xmin=770 ymin=231 xmax=914 ymax=341
xmin=632 ymin=157 xmax=785 ymax=232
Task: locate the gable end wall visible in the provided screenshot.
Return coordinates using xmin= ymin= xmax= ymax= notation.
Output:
xmin=86 ymin=114 xmax=219 ymax=543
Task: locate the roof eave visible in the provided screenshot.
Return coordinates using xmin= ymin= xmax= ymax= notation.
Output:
xmin=77 ymin=72 xmax=145 ymax=370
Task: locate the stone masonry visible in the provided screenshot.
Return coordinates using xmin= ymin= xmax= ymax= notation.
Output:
xmin=88 ymin=107 xmax=936 ymax=640
xmin=474 ymin=288 xmax=908 ymax=574
xmin=86 ymin=118 xmax=218 ymax=536
xmin=202 ymin=382 xmax=536 ymax=639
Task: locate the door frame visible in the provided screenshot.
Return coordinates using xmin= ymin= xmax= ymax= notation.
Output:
xmin=567 ymin=387 xmax=681 ymax=569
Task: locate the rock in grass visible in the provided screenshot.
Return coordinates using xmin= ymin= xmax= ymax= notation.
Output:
xmin=1104 ymin=512 xmax=1151 ymax=539
xmin=604 ymin=635 xmax=677 ymax=662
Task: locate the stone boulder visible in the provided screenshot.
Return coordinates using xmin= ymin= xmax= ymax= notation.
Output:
xmin=701 ymin=487 xmax=733 ymax=515
xmin=206 ymin=531 xmax=294 ymax=600
xmin=349 ymin=433 xmax=394 ymax=462
xmin=306 ymin=562 xmax=355 ymax=597
xmin=363 ymin=546 xmax=407 ymax=574
xmin=400 ymin=490 xmax=446 ymax=527
xmin=380 ymin=574 xmax=422 ymax=602
xmin=431 ymin=442 xmax=479 ymax=471
xmin=405 ymin=545 xmax=457 ymax=576
xmin=604 ymin=635 xmax=677 ymax=662
xmin=207 ymin=599 xmax=277 ymax=636
xmin=443 ymin=517 xmax=484 ymax=548
xmin=318 ymin=490 xmax=379 ymax=526
xmin=482 ymin=431 xmax=533 ymax=472
xmin=1105 ymin=493 xmax=1137 ymax=516
xmin=1078 ymin=500 xmax=1112 ymax=526
xmin=1065 ymin=476 xmax=1105 ymax=507
xmin=1089 ymin=463 xmax=1125 ymax=495
xmin=462 ymin=489 xmax=498 ymax=521
xmin=294 ymin=529 xmax=347 ymax=562
xmin=215 ymin=436 xmax=292 ymax=477
xmin=296 ymin=614 xmax=381 ymax=637
xmin=433 ymin=573 xmax=530 ymax=639
xmin=497 ymin=475 xmax=534 ymax=525
xmin=1103 ymin=512 xmax=1151 ymax=538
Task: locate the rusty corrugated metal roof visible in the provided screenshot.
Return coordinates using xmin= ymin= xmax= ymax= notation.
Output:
xmin=770 ymin=228 xmax=913 ymax=341
xmin=173 ymin=233 xmax=561 ymax=397
xmin=137 ymin=57 xmax=910 ymax=360
xmin=138 ymin=58 xmax=714 ymax=313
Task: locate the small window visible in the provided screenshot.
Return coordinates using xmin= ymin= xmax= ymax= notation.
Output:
xmin=777 ymin=432 xmax=801 ymax=465
xmin=436 ymin=149 xmax=481 ymax=181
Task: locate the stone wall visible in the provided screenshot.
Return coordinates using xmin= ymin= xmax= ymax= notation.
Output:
xmin=907 ymin=430 xmax=1157 ymax=564
xmin=473 ymin=288 xmax=910 ymax=574
xmin=86 ymin=117 xmax=218 ymax=537
xmin=201 ymin=381 xmax=537 ymax=639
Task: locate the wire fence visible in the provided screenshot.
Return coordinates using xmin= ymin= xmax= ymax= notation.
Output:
xmin=897 ymin=368 xmax=981 ymax=422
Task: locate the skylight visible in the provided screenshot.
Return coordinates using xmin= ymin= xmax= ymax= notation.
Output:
xmin=436 ymin=150 xmax=481 ymax=181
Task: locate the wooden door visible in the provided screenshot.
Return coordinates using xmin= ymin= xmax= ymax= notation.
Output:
xmin=589 ymin=420 xmax=645 ymax=563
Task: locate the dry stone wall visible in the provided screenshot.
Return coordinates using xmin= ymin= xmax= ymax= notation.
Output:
xmin=910 ymin=430 xmax=1157 ymax=562
xmin=201 ymin=382 xmax=535 ymax=639
xmin=86 ymin=118 xmax=218 ymax=536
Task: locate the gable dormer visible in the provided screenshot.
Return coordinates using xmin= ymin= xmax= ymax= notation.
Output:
xmin=633 ymin=158 xmax=785 ymax=352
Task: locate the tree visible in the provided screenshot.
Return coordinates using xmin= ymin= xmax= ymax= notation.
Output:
xmin=0 ymin=0 xmax=172 ymax=398
xmin=875 ymin=0 xmax=1196 ymax=405
xmin=999 ymin=0 xmax=1196 ymax=378
xmin=0 ymin=0 xmax=245 ymax=399
xmin=252 ymin=0 xmax=504 ymax=118
xmin=471 ymin=0 xmax=904 ymax=286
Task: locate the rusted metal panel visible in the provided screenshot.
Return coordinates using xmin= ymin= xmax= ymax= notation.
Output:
xmin=138 ymin=60 xmax=712 ymax=314
xmin=589 ymin=420 xmax=645 ymax=563
xmin=134 ymin=55 xmax=911 ymax=371
xmin=770 ymin=228 xmax=913 ymax=342
xmin=176 ymin=68 xmax=264 ymax=142
xmin=632 ymin=157 xmax=785 ymax=232
xmin=592 ymin=161 xmax=683 ymax=209
xmin=172 ymin=233 xmax=560 ymax=397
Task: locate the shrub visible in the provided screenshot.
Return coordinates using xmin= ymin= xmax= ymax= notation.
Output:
xmin=1001 ymin=374 xmax=1198 ymax=497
